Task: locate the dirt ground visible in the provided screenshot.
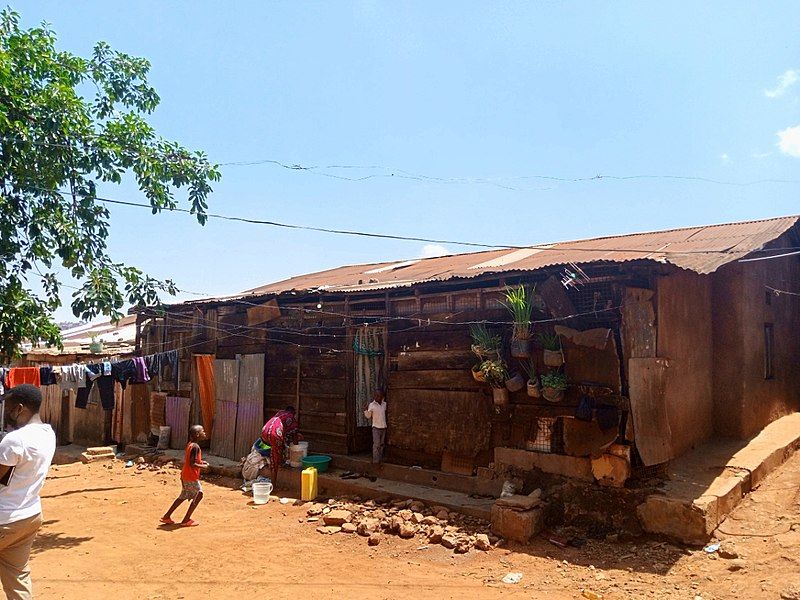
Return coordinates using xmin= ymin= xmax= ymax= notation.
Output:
xmin=29 ymin=452 xmax=800 ymax=600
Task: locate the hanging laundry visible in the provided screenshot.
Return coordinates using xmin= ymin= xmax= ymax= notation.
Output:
xmin=112 ymin=359 xmax=139 ymax=390
xmin=39 ymin=366 xmax=57 ymax=386
xmin=75 ymin=364 xmax=115 ymax=411
xmin=6 ymin=367 xmax=41 ymax=388
xmin=195 ymin=355 xmax=216 ymax=437
xmin=144 ymin=350 xmax=179 ymax=389
xmin=0 ymin=367 xmax=6 ymax=395
xmin=133 ymin=357 xmax=151 ymax=384
xmin=102 ymin=361 xmax=112 ymax=376
xmin=59 ymin=364 xmax=87 ymax=391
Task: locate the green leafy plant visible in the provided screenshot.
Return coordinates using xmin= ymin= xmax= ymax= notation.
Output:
xmin=540 ymin=371 xmax=567 ymax=390
xmin=519 ymin=357 xmax=537 ymax=380
xmin=479 ymin=359 xmax=508 ymax=388
xmin=536 ymin=332 xmax=561 ymax=351
xmin=0 ymin=9 xmax=220 ymax=361
xmin=470 ymin=323 xmax=501 ymax=356
xmin=502 ymin=285 xmax=534 ymax=340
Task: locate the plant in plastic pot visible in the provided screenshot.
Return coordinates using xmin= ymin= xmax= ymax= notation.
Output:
xmin=536 ymin=332 xmax=564 ymax=367
xmin=89 ymin=336 xmax=103 ymax=354
xmin=471 ymin=363 xmax=486 ymax=383
xmin=480 ymin=359 xmax=509 ymax=405
xmin=469 ymin=323 xmax=501 ymax=360
xmin=540 ymin=371 xmax=567 ymax=403
xmin=520 ymin=357 xmax=541 ymax=397
xmin=505 ymin=372 xmax=525 ymax=392
xmin=503 ymin=285 xmax=534 ymax=358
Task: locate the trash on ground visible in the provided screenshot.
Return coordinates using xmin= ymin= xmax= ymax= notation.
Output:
xmin=502 ymin=573 xmax=523 ymax=584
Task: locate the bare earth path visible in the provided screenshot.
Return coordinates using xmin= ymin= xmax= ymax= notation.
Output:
xmin=29 ymin=454 xmax=800 ymax=599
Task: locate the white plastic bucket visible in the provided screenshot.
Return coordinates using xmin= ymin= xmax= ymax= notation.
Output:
xmin=252 ymin=481 xmax=273 ymax=504
xmin=288 ymin=442 xmax=308 ymax=468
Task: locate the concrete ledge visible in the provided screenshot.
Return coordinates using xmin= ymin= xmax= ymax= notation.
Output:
xmin=494 ymin=447 xmax=594 ymax=482
xmin=638 ymin=413 xmax=800 ymax=544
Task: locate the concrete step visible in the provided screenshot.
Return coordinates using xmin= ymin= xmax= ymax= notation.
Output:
xmin=637 ymin=413 xmax=800 ymax=545
xmin=300 ymin=468 xmax=495 ymax=520
xmin=328 ymin=454 xmax=503 ymax=498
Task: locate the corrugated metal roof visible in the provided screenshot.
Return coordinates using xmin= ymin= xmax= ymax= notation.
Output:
xmin=200 ymin=215 xmax=800 ymax=301
xmin=26 ymin=315 xmax=138 ymax=356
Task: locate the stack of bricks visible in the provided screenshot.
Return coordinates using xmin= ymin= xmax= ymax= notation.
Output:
xmin=80 ymin=446 xmax=116 ymax=463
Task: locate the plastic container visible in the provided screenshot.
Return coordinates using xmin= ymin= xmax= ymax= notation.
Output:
xmin=288 ymin=442 xmax=309 ymax=468
xmin=301 ymin=455 xmax=332 ymax=473
xmin=156 ymin=426 xmax=171 ymax=450
xmin=301 ymin=467 xmax=318 ymax=501
xmin=252 ymin=481 xmax=273 ymax=505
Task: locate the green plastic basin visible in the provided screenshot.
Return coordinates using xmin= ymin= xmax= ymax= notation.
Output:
xmin=302 ymin=455 xmax=332 ymax=472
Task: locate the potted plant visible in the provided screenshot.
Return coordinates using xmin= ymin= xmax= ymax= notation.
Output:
xmin=503 ymin=285 xmax=534 ymax=358
xmin=540 ymin=371 xmax=567 ymax=403
xmin=89 ymin=336 xmax=103 ymax=353
xmin=520 ymin=358 xmax=541 ymax=398
xmin=505 ymin=371 xmax=525 ymax=393
xmin=470 ymin=323 xmax=501 ymax=360
xmin=480 ymin=359 xmax=509 ymax=405
xmin=536 ymin=332 xmax=564 ymax=367
xmin=471 ymin=363 xmax=486 ymax=383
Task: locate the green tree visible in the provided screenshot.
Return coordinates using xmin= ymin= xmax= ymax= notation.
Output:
xmin=0 ymin=9 xmax=220 ymax=361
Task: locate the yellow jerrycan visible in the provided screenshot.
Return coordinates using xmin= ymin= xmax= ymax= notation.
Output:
xmin=301 ymin=466 xmax=318 ymax=501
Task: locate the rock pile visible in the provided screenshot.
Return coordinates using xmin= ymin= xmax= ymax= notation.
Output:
xmin=306 ymin=498 xmax=500 ymax=553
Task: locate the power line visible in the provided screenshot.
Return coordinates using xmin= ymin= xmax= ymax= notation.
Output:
xmin=5 ymin=135 xmax=800 ymax=189
xmin=38 ymin=187 xmax=799 ymax=256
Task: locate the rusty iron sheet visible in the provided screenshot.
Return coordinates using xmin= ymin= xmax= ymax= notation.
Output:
xmin=234 ymin=354 xmax=264 ymax=461
xmin=171 ymin=216 xmax=798 ymax=302
xmin=213 ymin=359 xmax=239 ymax=404
xmin=211 ymin=400 xmax=237 ymax=460
xmin=166 ymin=396 xmax=192 ymax=450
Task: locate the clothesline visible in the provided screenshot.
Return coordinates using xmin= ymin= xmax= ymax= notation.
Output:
xmin=0 ymin=350 xmax=180 ymax=412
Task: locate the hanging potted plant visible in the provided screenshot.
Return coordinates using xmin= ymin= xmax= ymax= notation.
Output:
xmin=89 ymin=336 xmax=103 ymax=354
xmin=503 ymin=285 xmax=534 ymax=358
xmin=505 ymin=371 xmax=525 ymax=393
xmin=471 ymin=363 xmax=486 ymax=383
xmin=521 ymin=358 xmax=541 ymax=398
xmin=470 ymin=323 xmax=501 ymax=361
xmin=540 ymin=371 xmax=568 ymax=403
xmin=480 ymin=359 xmax=509 ymax=405
xmin=537 ymin=332 xmax=564 ymax=367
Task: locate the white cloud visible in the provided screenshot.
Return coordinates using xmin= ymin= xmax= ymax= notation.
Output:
xmin=420 ymin=244 xmax=449 ymax=258
xmin=765 ymin=69 xmax=799 ymax=98
xmin=720 ymin=153 xmax=730 ymax=164
xmin=751 ymin=151 xmax=772 ymax=159
xmin=777 ymin=125 xmax=800 ymax=157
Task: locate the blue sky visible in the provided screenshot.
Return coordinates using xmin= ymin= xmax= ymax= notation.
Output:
xmin=17 ymin=2 xmax=800 ymax=320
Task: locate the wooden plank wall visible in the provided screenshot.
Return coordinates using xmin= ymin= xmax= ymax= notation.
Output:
xmin=264 ymin=308 xmax=350 ymax=455
xmin=386 ymin=315 xmax=494 ymax=470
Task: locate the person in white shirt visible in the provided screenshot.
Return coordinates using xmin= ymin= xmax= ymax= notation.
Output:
xmin=0 ymin=384 xmax=56 ymax=600
xmin=363 ymin=390 xmax=387 ymax=464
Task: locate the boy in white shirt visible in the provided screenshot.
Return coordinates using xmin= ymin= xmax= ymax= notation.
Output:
xmin=0 ymin=384 xmax=56 ymax=599
xmin=363 ymin=390 xmax=387 ymax=464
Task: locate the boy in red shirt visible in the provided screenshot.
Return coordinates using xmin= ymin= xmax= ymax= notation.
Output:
xmin=160 ymin=425 xmax=209 ymax=527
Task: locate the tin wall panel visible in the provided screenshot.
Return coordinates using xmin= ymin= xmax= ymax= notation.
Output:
xmin=166 ymin=396 xmax=193 ymax=450
xmin=210 ymin=400 xmax=237 ymax=460
xmin=234 ymin=354 xmax=264 ymax=460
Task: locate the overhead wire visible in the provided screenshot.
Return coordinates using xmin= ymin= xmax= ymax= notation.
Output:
xmin=5 ymin=134 xmax=800 ymax=188
xmin=33 ymin=187 xmax=800 ymax=255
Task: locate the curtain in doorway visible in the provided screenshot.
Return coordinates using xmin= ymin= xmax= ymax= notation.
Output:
xmin=354 ymin=326 xmax=384 ymax=427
